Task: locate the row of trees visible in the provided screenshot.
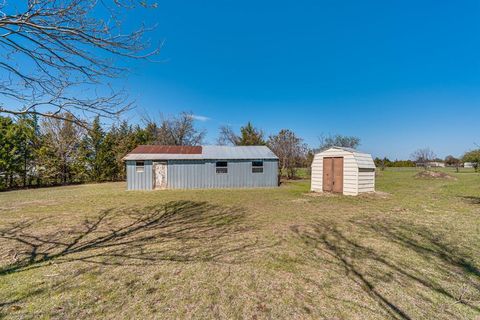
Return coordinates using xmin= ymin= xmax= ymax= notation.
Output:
xmin=411 ymin=148 xmax=480 ymax=171
xmin=0 ymin=114 xmax=142 ymax=190
xmin=374 ymin=158 xmax=416 ymax=168
xmin=375 ymin=148 xmax=480 ymax=171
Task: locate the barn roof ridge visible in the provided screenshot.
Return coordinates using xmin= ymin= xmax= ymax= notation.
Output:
xmin=317 ymin=146 xmax=369 ymax=155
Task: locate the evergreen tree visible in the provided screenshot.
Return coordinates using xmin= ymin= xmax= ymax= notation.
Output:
xmin=0 ymin=117 xmax=17 ymax=189
xmin=101 ymin=131 xmax=119 ymax=180
xmin=239 ymin=122 xmax=265 ymax=145
xmin=218 ymin=122 xmax=265 ymax=146
xmin=84 ymin=116 xmax=106 ymax=182
xmin=16 ymin=115 xmax=37 ymax=187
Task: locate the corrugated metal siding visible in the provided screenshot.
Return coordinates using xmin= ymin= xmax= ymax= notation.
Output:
xmin=167 ymin=159 xmax=278 ymax=189
xmin=126 ymin=160 xmax=153 ymax=190
xmin=352 ymin=152 xmax=376 ymax=169
xmin=358 ymin=171 xmax=375 ymax=193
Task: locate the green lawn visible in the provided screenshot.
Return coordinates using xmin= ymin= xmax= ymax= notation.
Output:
xmin=0 ymin=168 xmax=479 ymax=319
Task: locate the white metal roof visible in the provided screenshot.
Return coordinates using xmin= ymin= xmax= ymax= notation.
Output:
xmin=123 ymin=145 xmax=279 ymax=161
xmin=316 ymin=146 xmax=376 ymax=169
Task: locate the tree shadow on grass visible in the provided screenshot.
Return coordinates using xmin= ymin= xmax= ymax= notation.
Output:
xmin=291 ymin=221 xmax=480 ymax=319
xmin=0 ymin=200 xmax=261 ymax=276
xmin=458 ymin=196 xmax=480 ymax=205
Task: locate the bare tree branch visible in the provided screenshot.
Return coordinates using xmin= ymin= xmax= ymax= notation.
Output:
xmin=0 ymin=0 xmax=159 ymax=126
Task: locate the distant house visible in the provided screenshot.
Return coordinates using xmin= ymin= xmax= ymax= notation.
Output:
xmin=416 ymin=161 xmax=446 ymax=168
xmin=427 ymin=161 xmax=446 ymax=168
xmin=123 ymin=145 xmax=279 ymax=190
xmin=310 ymin=147 xmax=376 ymax=196
xmin=464 ymin=162 xmax=476 ymax=169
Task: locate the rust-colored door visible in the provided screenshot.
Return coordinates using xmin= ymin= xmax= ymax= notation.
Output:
xmin=323 ymin=157 xmax=343 ymax=193
xmin=332 ymin=157 xmax=344 ymax=193
xmin=323 ymin=158 xmax=333 ymax=192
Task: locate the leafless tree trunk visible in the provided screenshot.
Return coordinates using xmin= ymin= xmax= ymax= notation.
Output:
xmin=0 ymin=0 xmax=159 ymax=126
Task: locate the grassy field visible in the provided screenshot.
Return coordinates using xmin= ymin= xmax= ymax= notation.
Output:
xmin=0 ymin=168 xmax=479 ymax=319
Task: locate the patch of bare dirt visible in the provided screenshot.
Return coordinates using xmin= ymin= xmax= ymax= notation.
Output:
xmin=415 ymin=171 xmax=457 ymax=180
xmin=359 ymin=191 xmax=391 ymax=199
xmin=291 ymin=198 xmax=310 ymax=203
xmin=304 ymin=192 xmax=339 ymax=198
xmin=305 ymin=191 xmax=391 ymax=199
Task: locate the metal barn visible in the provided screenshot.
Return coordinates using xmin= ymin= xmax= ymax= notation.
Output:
xmin=123 ymin=145 xmax=279 ymax=190
xmin=311 ymin=147 xmax=376 ymax=196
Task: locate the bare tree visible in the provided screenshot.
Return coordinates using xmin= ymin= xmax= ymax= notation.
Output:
xmin=267 ymin=129 xmax=307 ymax=180
xmin=143 ymin=112 xmax=206 ymax=146
xmin=38 ymin=112 xmax=85 ymax=184
xmin=217 ymin=125 xmax=240 ymax=146
xmin=411 ymin=148 xmax=436 ymax=170
xmin=318 ymin=134 xmax=361 ymax=151
xmin=0 ymin=0 xmax=159 ymax=126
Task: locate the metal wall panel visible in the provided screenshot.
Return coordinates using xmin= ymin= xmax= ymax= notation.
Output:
xmin=126 ymin=160 xmax=153 ymax=190
xmin=167 ymin=159 xmax=278 ymax=189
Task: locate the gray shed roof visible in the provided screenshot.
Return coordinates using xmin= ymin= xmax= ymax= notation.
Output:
xmin=123 ymin=145 xmax=279 ymax=161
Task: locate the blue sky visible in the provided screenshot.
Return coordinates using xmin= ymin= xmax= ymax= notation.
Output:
xmin=119 ymin=0 xmax=479 ymax=159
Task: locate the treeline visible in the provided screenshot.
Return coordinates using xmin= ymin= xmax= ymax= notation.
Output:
xmin=0 ymin=114 xmax=148 ymax=190
xmin=374 ymin=158 xmax=416 ymax=168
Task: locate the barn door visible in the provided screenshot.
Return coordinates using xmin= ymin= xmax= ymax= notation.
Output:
xmin=333 ymin=157 xmax=344 ymax=193
xmin=153 ymin=162 xmax=167 ymax=190
xmin=323 ymin=158 xmax=333 ymax=192
xmin=323 ymin=157 xmax=343 ymax=193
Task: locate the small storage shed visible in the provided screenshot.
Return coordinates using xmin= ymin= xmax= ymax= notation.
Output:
xmin=123 ymin=145 xmax=279 ymax=190
xmin=311 ymin=147 xmax=376 ymax=196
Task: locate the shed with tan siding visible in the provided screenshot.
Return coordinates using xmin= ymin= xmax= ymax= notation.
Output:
xmin=311 ymin=147 xmax=376 ymax=196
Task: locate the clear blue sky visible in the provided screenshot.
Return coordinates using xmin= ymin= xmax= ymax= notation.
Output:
xmin=119 ymin=0 xmax=479 ymax=159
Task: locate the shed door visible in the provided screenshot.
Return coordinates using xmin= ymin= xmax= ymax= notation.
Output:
xmin=323 ymin=157 xmax=344 ymax=193
xmin=323 ymin=158 xmax=334 ymax=192
xmin=332 ymin=157 xmax=344 ymax=193
xmin=153 ymin=162 xmax=167 ymax=190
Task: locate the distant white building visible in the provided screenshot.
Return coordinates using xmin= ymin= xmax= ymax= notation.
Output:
xmin=416 ymin=161 xmax=446 ymax=168
xmin=464 ymin=162 xmax=476 ymax=168
xmin=427 ymin=161 xmax=446 ymax=168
